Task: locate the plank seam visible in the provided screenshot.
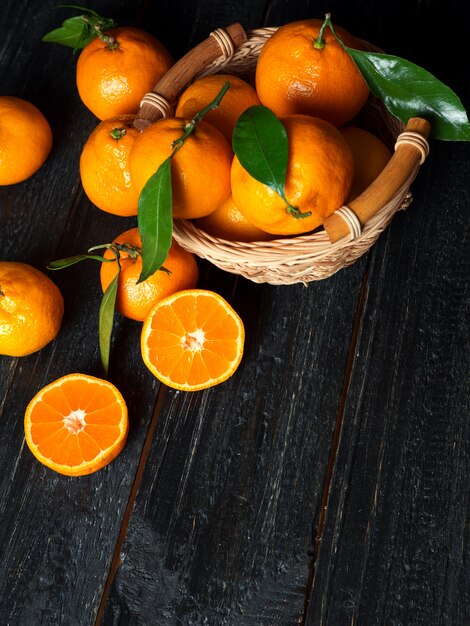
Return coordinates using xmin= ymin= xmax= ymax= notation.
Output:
xmin=93 ymin=383 xmax=168 ymax=626
xmin=301 ymin=253 xmax=372 ymax=625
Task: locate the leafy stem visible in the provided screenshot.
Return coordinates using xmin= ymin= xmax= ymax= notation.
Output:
xmin=323 ymin=13 xmax=470 ymax=141
xmin=137 ymin=81 xmax=231 ymax=282
xmin=313 ymin=12 xmax=330 ymax=49
xmin=48 ymin=241 xmax=167 ymax=376
xmin=42 ymin=4 xmax=116 ymax=50
xmin=171 ymin=82 xmax=231 ymax=153
xmin=232 ymin=105 xmax=312 ymax=220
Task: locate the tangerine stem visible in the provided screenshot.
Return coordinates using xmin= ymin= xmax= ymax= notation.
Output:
xmin=325 ymin=15 xmax=347 ymax=50
xmin=110 ymin=127 xmax=126 ymax=140
xmin=280 ymin=191 xmax=312 ymax=220
xmin=313 ymin=13 xmax=331 ymax=49
xmin=170 ymin=82 xmax=230 ymax=152
xmin=286 ymin=204 xmax=312 ymax=219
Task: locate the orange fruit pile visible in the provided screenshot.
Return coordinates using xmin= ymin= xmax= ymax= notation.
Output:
xmin=12 ymin=15 xmax=394 ymax=476
xmin=75 ymin=16 xmax=391 ymax=242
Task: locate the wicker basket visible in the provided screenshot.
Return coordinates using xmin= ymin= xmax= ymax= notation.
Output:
xmin=135 ymin=25 xmax=430 ymax=285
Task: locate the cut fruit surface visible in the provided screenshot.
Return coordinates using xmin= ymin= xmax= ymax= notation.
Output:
xmin=141 ymin=289 xmax=245 ymax=391
xmin=24 ymin=373 xmax=128 ymax=476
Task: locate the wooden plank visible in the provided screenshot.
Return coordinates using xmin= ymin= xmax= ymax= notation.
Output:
xmin=98 ymin=2 xmax=379 ymax=623
xmin=100 ymin=265 xmax=368 ymax=626
xmin=0 ymin=1 xmax=170 ymax=624
xmin=306 ymin=138 xmax=470 ymax=625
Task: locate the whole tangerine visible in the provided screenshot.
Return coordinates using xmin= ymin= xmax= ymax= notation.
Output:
xmin=80 ymin=114 xmax=140 ymax=216
xmin=0 ymin=262 xmax=64 ymax=357
xmin=76 ymin=27 xmax=173 ymax=120
xmin=231 ymin=114 xmax=354 ymax=236
xmin=255 ymin=19 xmax=369 ymax=127
xmin=100 ymin=227 xmax=199 ymax=322
xmin=0 ymin=96 xmax=52 ymax=185
xmin=175 ymin=74 xmax=261 ymax=144
xmin=340 ymin=126 xmax=392 ymax=200
xmin=195 ymin=196 xmax=273 ymax=242
xmin=129 ymin=117 xmax=232 ymax=219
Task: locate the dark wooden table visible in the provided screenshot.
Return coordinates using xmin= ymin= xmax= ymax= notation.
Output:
xmin=1 ymin=1 xmax=469 ymax=624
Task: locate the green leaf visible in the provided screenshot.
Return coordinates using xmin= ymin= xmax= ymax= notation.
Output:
xmin=42 ymin=7 xmax=116 ymax=50
xmin=47 ymin=254 xmax=105 ymax=270
xmin=99 ymin=271 xmax=119 ymax=377
xmin=137 ymin=158 xmax=173 ymax=283
xmin=347 ymin=48 xmax=470 ymax=141
xmin=42 ymin=16 xmax=93 ymax=49
xmin=232 ymin=105 xmax=289 ymax=197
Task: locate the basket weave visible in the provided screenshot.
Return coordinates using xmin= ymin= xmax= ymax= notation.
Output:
xmin=152 ymin=27 xmax=426 ymax=285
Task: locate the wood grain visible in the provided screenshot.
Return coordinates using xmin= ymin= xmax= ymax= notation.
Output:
xmin=101 ymin=265 xmax=367 ymax=625
xmin=0 ymin=1 xmax=162 ymax=624
xmin=306 ymin=141 xmax=470 ymax=625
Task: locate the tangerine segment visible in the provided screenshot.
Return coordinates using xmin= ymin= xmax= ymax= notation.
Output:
xmin=141 ymin=290 xmax=245 ymax=391
xmin=24 ymin=374 xmax=128 ymax=476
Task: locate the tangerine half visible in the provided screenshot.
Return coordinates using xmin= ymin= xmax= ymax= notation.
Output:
xmin=141 ymin=289 xmax=245 ymax=391
xmin=24 ymin=373 xmax=128 ymax=476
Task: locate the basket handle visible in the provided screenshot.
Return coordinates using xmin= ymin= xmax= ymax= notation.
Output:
xmin=323 ymin=117 xmax=431 ymax=243
xmin=134 ymin=23 xmax=247 ymax=130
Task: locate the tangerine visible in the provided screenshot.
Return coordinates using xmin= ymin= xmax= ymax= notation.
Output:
xmin=255 ymin=19 xmax=369 ymax=127
xmin=129 ymin=117 xmax=232 ymax=219
xmin=80 ymin=114 xmax=140 ymax=216
xmin=100 ymin=227 xmax=199 ymax=322
xmin=231 ymin=114 xmax=354 ymax=235
xmin=76 ymin=27 xmax=173 ymax=120
xmin=195 ymin=196 xmax=272 ymax=242
xmin=0 ymin=262 xmax=63 ymax=357
xmin=340 ymin=126 xmax=392 ymax=200
xmin=24 ymin=373 xmax=128 ymax=476
xmin=141 ymin=289 xmax=244 ymax=391
xmin=0 ymin=96 xmax=52 ymax=185
xmin=175 ymin=74 xmax=261 ymax=143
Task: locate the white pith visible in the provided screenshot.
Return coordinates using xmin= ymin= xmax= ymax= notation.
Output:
xmin=181 ymin=328 xmax=205 ymax=351
xmin=63 ymin=408 xmax=87 ymax=434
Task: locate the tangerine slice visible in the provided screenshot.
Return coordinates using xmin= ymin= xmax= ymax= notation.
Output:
xmin=24 ymin=374 xmax=128 ymax=476
xmin=141 ymin=289 xmax=245 ymax=391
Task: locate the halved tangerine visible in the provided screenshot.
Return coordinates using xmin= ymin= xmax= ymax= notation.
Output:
xmin=141 ymin=289 xmax=245 ymax=391
xmin=24 ymin=373 xmax=128 ymax=476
